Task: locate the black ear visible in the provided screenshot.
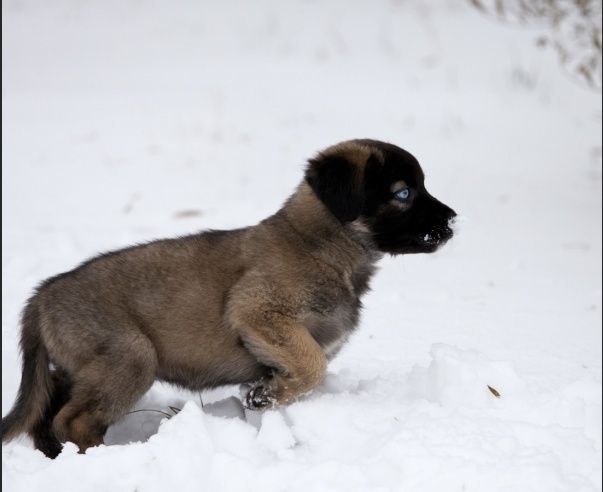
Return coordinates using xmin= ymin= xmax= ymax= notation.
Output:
xmin=305 ymin=153 xmax=365 ymax=224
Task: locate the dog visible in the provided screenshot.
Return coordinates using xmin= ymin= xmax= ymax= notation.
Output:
xmin=2 ymin=139 xmax=456 ymax=458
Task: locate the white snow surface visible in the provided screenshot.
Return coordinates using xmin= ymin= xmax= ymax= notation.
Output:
xmin=2 ymin=1 xmax=601 ymax=491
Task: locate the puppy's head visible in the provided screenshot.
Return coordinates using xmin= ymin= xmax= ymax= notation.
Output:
xmin=306 ymin=139 xmax=456 ymax=255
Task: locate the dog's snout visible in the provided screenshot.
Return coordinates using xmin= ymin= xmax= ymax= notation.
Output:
xmin=431 ymin=197 xmax=456 ymax=221
xmin=428 ymin=200 xmax=457 ymax=245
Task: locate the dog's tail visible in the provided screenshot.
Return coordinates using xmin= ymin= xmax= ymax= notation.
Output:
xmin=2 ymin=301 xmax=54 ymax=444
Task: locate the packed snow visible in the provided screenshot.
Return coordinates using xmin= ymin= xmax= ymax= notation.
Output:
xmin=2 ymin=0 xmax=601 ymax=491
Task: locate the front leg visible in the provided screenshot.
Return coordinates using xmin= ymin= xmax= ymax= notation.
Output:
xmin=233 ymin=316 xmax=327 ymax=410
xmin=245 ymin=376 xmax=277 ymax=409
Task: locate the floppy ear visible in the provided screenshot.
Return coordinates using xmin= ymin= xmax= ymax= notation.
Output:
xmin=305 ymin=149 xmax=367 ymax=224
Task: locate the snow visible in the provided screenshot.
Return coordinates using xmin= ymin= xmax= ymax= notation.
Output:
xmin=2 ymin=0 xmax=601 ymax=491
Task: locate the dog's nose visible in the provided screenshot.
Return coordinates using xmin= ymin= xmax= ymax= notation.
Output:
xmin=432 ymin=199 xmax=456 ymax=222
xmin=432 ymin=202 xmax=457 ymax=243
xmin=442 ymin=206 xmax=456 ymax=221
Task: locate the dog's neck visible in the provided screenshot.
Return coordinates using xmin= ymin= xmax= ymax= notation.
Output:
xmin=271 ymin=181 xmax=382 ymax=275
xmin=279 ymin=182 xmax=341 ymax=236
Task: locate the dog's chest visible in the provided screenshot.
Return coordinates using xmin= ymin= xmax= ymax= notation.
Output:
xmin=321 ymin=330 xmax=352 ymax=360
xmin=305 ymin=261 xmax=375 ymax=360
xmin=305 ymin=299 xmax=361 ymax=360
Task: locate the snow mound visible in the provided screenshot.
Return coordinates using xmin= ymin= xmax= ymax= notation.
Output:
xmin=256 ymin=411 xmax=296 ymax=453
xmin=408 ymin=343 xmax=527 ymax=408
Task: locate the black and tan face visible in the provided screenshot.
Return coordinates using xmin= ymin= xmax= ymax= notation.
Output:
xmin=360 ymin=139 xmax=456 ymax=254
xmin=306 ymin=139 xmax=456 ymax=255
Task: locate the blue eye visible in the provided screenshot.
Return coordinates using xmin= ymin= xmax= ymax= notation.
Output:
xmin=395 ymin=188 xmax=410 ymax=201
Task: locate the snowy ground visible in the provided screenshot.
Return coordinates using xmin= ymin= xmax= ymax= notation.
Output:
xmin=2 ymin=0 xmax=601 ymax=491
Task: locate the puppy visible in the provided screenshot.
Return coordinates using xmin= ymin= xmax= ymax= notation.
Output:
xmin=2 ymin=139 xmax=456 ymax=458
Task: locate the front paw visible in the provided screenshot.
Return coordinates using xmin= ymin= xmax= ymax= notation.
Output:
xmin=244 ymin=384 xmax=278 ymax=410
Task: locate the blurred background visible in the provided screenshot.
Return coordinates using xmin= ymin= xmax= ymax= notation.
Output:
xmin=3 ymin=0 xmax=601 ymax=380
xmin=2 ymin=1 xmax=601 ymax=489
xmin=3 ymin=0 xmax=602 ymax=393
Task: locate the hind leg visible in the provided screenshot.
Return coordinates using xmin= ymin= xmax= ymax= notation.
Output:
xmin=32 ymin=368 xmax=73 ymax=458
xmin=51 ymin=334 xmax=158 ymax=454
